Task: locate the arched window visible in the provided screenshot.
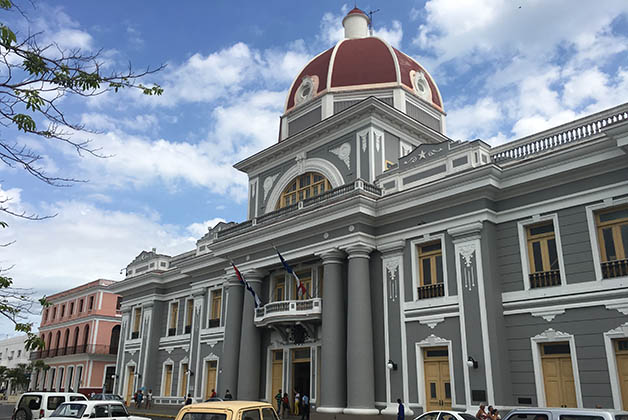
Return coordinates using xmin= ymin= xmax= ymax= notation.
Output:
xmin=278 ymin=172 xmax=331 ymax=209
xmin=109 ymin=325 xmax=121 ymax=354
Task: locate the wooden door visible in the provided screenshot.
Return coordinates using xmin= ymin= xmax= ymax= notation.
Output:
xmin=271 ymin=351 xmax=283 ymax=400
xmin=205 ymin=361 xmax=217 ymax=400
xmin=164 ymin=365 xmax=173 ymax=396
xmin=423 ymin=347 xmax=450 ymax=411
xmin=541 ymin=342 xmax=577 ymax=407
xmin=125 ymin=366 xmax=135 ymax=404
xmin=615 ymin=339 xmax=628 ymax=409
xmin=180 ymin=363 xmax=188 ymax=397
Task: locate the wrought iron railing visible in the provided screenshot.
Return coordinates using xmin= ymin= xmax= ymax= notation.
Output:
xmin=491 ymin=103 xmax=628 ymax=163
xmin=30 ymin=344 xmax=117 ymax=359
xmin=207 ymin=318 xmax=220 ymax=328
xmin=529 ymin=270 xmax=561 ymax=288
xmin=602 ymin=259 xmax=628 ymax=279
xmin=254 ymin=298 xmax=322 ymax=323
xmin=167 ymin=327 xmax=177 ymax=337
xmin=417 ymin=283 xmax=445 ymax=300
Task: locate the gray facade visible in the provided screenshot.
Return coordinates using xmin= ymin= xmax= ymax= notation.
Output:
xmin=110 ymin=15 xmax=628 ymax=417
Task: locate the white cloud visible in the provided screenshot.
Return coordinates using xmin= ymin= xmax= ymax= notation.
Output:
xmin=186 ymin=218 xmax=226 ymax=237
xmin=374 ymin=20 xmax=403 ymax=48
xmin=54 ymin=28 xmax=93 ymax=50
xmin=446 ymin=97 xmax=503 ymax=141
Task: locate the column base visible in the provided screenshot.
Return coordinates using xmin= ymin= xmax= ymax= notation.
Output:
xmin=343 ymin=407 xmax=380 ymax=415
xmin=316 ymin=407 xmax=345 ymax=414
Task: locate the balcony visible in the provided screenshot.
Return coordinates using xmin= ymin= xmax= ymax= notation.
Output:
xmin=602 ymin=259 xmax=628 ymax=279
xmin=417 ymin=283 xmax=445 ymax=300
xmin=529 ymin=270 xmax=561 ymax=288
xmin=254 ymin=298 xmax=322 ymax=327
xmin=30 ymin=344 xmax=117 ymax=360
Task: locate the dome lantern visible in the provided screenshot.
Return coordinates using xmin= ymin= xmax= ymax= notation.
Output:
xmin=342 ymin=7 xmax=370 ymax=39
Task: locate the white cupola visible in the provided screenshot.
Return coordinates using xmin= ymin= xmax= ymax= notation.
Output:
xmin=342 ymin=7 xmax=370 ymax=39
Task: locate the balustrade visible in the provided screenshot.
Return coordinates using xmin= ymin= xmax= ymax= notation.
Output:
xmin=529 ymin=270 xmax=561 ymax=288
xmin=602 ymin=259 xmax=628 ymax=279
xmin=417 ymin=283 xmax=445 ymax=299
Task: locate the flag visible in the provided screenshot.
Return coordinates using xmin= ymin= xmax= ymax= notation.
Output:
xmin=274 ymin=247 xmax=308 ymax=298
xmin=231 ymin=262 xmax=262 ymax=308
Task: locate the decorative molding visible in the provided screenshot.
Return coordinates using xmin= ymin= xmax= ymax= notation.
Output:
xmin=385 ymin=258 xmax=400 ymax=281
xmin=417 ymin=334 xmax=448 ymax=346
xmin=127 ymin=349 xmax=137 ymax=356
xmin=330 ymin=142 xmax=351 ymax=170
xmin=295 ymin=152 xmax=306 ymax=174
xmin=458 ymin=244 xmax=476 ymax=291
xmin=459 ymin=244 xmax=475 ymax=268
xmin=263 ymin=174 xmax=279 ymax=201
xmin=530 ymin=308 xmax=565 ymax=322
xmin=533 ymin=328 xmax=571 ymax=340
xmin=165 ymin=347 xmax=174 ymax=354
xmin=374 ymin=131 xmax=382 ymax=152
xmin=385 ymin=257 xmax=400 ymax=302
xmin=606 ymin=302 xmax=628 ymax=315
xmin=360 ymin=131 xmax=369 ymax=152
xmin=419 ymin=316 xmax=445 ymax=329
xmin=607 ymin=322 xmax=628 ymax=336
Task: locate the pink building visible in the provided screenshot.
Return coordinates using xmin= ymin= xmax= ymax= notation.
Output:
xmin=30 ymin=279 xmax=122 ymax=395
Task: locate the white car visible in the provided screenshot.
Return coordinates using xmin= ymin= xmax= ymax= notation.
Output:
xmin=414 ymin=411 xmax=478 ymax=420
xmin=13 ymin=392 xmax=87 ymax=420
xmin=44 ymin=401 xmax=151 ymax=420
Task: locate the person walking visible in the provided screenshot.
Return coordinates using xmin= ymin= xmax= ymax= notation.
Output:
xmin=210 ymin=389 xmax=216 ymax=398
xmin=224 ymin=389 xmax=233 ymax=400
xmin=397 ymin=399 xmax=405 ymax=420
xmin=275 ymin=389 xmax=283 ymax=412
xmin=282 ymin=393 xmax=290 ymax=418
xmin=136 ymin=390 xmax=143 ymax=408
xmin=300 ymin=394 xmax=309 ymax=420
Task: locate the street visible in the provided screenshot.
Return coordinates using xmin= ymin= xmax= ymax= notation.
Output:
xmin=0 ymin=403 xmax=13 ymax=420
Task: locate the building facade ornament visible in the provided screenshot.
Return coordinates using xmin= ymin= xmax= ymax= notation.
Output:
xmin=330 ymin=142 xmax=351 ymax=170
xmin=263 ymin=174 xmax=279 ymax=201
xmin=417 ymin=334 xmax=449 ymax=346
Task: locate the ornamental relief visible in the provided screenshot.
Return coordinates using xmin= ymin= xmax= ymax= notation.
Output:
xmin=330 ymin=142 xmax=351 ymax=170
xmin=458 ymin=244 xmax=476 ymax=291
xmin=385 ymin=257 xmax=400 ymax=302
xmin=263 ymin=174 xmax=279 ymax=201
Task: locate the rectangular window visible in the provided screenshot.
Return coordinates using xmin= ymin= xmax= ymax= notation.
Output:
xmin=417 ymin=241 xmax=445 ymax=299
xmin=596 ymin=205 xmax=628 ymax=279
xmin=168 ymin=302 xmax=178 ymax=336
xmin=526 ymin=221 xmax=561 ymax=288
xmin=61 ymin=305 xmax=66 ymax=318
xmin=273 ymin=279 xmax=285 ymax=302
xmin=53 ymin=307 xmax=57 ymax=319
xmin=208 ymin=290 xmax=221 ymax=328
xmin=292 ymin=270 xmax=312 ymax=300
xmin=116 ymin=297 xmax=122 ymax=310
xmin=88 ymin=296 xmax=94 ymax=311
xmin=185 ymin=300 xmax=193 ymax=334
xmin=69 ymin=302 xmax=74 ymax=315
xmin=79 ymin=299 xmax=84 ymax=313
xmin=44 ymin=309 xmax=48 ymax=321
xmin=132 ymin=307 xmax=141 ymax=339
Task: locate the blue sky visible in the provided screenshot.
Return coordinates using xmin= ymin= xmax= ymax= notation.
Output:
xmin=1 ymin=0 xmax=628 ymax=336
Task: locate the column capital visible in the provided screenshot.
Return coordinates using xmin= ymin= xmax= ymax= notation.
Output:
xmin=377 ymin=240 xmax=405 ymax=256
xmin=191 ymin=288 xmax=206 ymax=298
xmin=317 ymin=248 xmax=345 ymax=264
xmin=343 ymin=243 xmax=374 ymax=260
xmin=242 ymin=269 xmax=266 ymax=283
xmin=447 ymin=221 xmax=483 ymax=241
xmin=224 ymin=275 xmax=243 ymax=289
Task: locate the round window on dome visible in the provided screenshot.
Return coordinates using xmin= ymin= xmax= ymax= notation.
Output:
xmin=294 ymin=75 xmax=318 ymax=106
xmin=411 ymin=71 xmax=433 ymax=102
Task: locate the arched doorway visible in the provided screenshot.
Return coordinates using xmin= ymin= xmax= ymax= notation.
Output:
xmin=109 ymin=325 xmax=120 ymax=354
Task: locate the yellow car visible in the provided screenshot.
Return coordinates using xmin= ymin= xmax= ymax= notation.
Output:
xmin=175 ymin=401 xmax=279 ymax=420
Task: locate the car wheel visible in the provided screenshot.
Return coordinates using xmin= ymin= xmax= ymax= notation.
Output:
xmin=14 ymin=408 xmax=32 ymax=420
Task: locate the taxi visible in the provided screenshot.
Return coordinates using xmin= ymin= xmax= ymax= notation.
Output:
xmin=175 ymin=401 xmax=279 ymax=420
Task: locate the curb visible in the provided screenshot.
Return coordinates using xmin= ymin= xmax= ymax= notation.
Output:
xmin=128 ymin=412 xmax=177 ymax=419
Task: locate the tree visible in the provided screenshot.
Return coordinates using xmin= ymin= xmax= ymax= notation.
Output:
xmin=0 ymin=0 xmax=165 ymax=348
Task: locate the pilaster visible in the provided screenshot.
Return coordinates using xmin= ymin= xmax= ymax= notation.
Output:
xmin=219 ymin=275 xmax=244 ymax=398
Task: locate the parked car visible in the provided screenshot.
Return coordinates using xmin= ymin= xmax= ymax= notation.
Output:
xmin=88 ymin=394 xmax=124 ymax=402
xmin=414 ymin=410 xmax=478 ymax=420
xmin=13 ymin=392 xmax=87 ymax=420
xmin=44 ymin=400 xmax=151 ymax=420
xmin=175 ymin=400 xmax=279 ymax=420
xmin=502 ymin=408 xmax=628 ymax=420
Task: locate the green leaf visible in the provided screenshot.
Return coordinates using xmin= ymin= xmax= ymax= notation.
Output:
xmin=23 ymin=53 xmax=48 ymax=76
xmin=13 ymin=114 xmax=36 ymax=132
xmin=0 ymin=0 xmax=12 ymax=10
xmin=0 ymin=24 xmax=16 ymax=47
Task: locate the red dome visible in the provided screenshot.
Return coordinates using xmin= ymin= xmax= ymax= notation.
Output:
xmin=285 ymin=37 xmax=443 ymax=113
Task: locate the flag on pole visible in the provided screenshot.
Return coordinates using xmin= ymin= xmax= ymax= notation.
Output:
xmin=231 ymin=262 xmax=262 ymax=308
xmin=274 ymin=247 xmax=308 ymax=298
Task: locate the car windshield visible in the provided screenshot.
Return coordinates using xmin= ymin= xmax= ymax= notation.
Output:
xmin=50 ymin=403 xmax=87 ymax=418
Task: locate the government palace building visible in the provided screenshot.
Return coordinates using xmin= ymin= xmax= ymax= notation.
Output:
xmin=109 ymin=7 xmax=628 ymax=416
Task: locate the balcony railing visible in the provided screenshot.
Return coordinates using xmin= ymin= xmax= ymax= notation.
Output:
xmin=491 ymin=103 xmax=628 ymax=163
xmin=184 ymin=325 xmax=191 ymax=334
xmin=130 ymin=331 xmax=139 ymax=339
xmin=417 ymin=283 xmax=445 ymax=300
xmin=254 ymin=298 xmax=322 ymax=327
xmin=217 ymin=180 xmax=382 ymax=240
xmin=529 ymin=270 xmax=561 ymax=288
xmin=167 ymin=328 xmax=177 ymax=337
xmin=602 ymin=259 xmax=628 ymax=279
xmin=207 ymin=318 xmax=220 ymax=328
xmin=30 ymin=344 xmax=117 ymax=360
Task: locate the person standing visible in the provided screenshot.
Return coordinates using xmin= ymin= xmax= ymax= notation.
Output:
xmin=397 ymin=399 xmax=405 ymax=420
xmin=136 ymin=390 xmax=143 ymax=408
xmin=300 ymin=394 xmax=309 ymax=420
xmin=476 ymin=404 xmax=488 ymax=420
xmin=294 ymin=391 xmax=300 ymax=416
xmin=282 ymin=393 xmax=290 ymax=418
xmin=210 ymin=389 xmax=216 ymax=398
xmin=275 ymin=389 xmax=283 ymax=412
xmin=145 ymin=389 xmax=152 ymax=409
xmin=185 ymin=393 xmax=193 ymax=405
xmin=224 ymin=389 xmax=233 ymax=400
